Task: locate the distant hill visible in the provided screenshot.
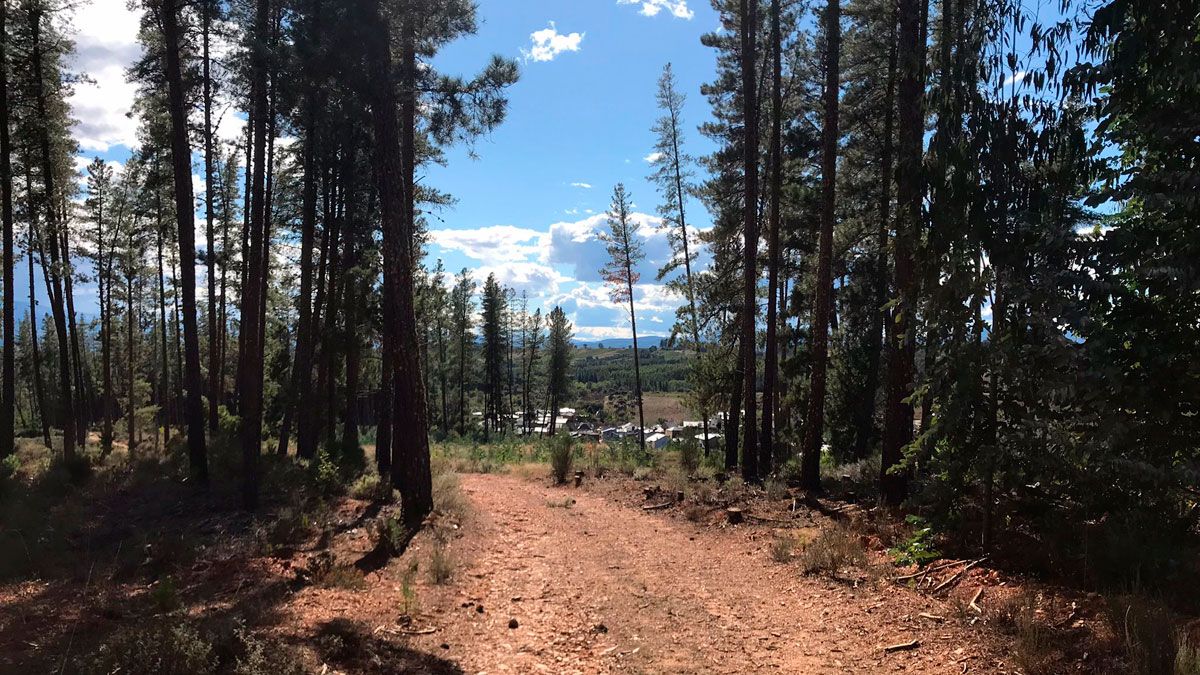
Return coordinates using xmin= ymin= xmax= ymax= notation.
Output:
xmin=572 ymin=337 xmax=670 ymax=350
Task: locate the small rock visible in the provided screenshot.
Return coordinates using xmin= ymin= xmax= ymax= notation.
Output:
xmin=441 ymin=643 xmax=450 ymax=650
xmin=508 ymin=618 xmax=520 ymax=629
xmin=593 ymin=623 xmax=608 ymax=633
xmin=476 ymin=605 xmax=485 ymax=613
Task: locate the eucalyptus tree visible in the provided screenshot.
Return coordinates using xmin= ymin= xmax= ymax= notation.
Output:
xmin=600 ymin=183 xmax=646 ymax=447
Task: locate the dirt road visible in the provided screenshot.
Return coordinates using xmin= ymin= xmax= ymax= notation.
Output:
xmin=409 ymin=474 xmax=1000 ymax=674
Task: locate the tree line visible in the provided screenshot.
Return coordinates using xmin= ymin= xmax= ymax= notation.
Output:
xmin=0 ymin=0 xmax=1195 ymax=554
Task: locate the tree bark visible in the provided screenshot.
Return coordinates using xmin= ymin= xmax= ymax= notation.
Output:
xmin=367 ymin=0 xmax=432 ymax=529
xmin=801 ymin=0 xmax=841 ymax=491
xmin=239 ymin=0 xmax=272 ymax=509
xmin=855 ymin=2 xmax=898 ymax=461
xmin=880 ymin=0 xmax=925 ymax=506
xmin=27 ymin=210 xmax=50 ymax=448
xmin=739 ymin=0 xmax=760 ymax=481
xmin=759 ymin=0 xmax=783 ymax=474
xmin=0 ymin=0 xmax=13 ymax=459
xmin=201 ymin=0 xmax=220 ymax=433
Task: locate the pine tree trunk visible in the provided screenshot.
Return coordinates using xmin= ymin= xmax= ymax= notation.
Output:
xmin=156 ymin=206 xmax=171 ymax=447
xmin=855 ymin=4 xmax=898 ymax=461
xmin=239 ymin=0 xmax=272 ymax=510
xmin=759 ymin=0 xmax=783 ymax=474
xmin=880 ymin=0 xmax=925 ymax=506
xmin=29 ymin=7 xmax=75 ymax=460
xmin=0 ymin=0 xmax=13 ymax=459
xmin=367 ymin=0 xmax=432 ymax=529
xmin=739 ymin=0 xmax=760 ymax=481
xmin=61 ymin=216 xmax=88 ymax=446
xmin=201 ymin=0 xmax=220 ymax=433
xmin=801 ymin=0 xmax=841 ymax=491
xmin=28 ymin=219 xmax=50 ymax=448
xmin=127 ymin=227 xmax=137 ymax=454
xmin=725 ymin=335 xmax=744 ymax=471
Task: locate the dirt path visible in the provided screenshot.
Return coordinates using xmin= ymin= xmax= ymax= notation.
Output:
xmin=414 ymin=474 xmax=1000 ymax=674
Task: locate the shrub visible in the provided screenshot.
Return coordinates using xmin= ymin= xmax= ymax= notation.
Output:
xmin=888 ymin=515 xmax=942 ymax=567
xmin=82 ymin=620 xmax=216 ymax=675
xmin=1006 ymin=594 xmax=1056 ymax=675
xmin=432 ymin=470 xmax=468 ymax=521
xmin=428 ymin=531 xmax=454 ymax=585
xmin=797 ymin=526 xmax=866 ymax=576
xmin=549 ymin=435 xmax=573 ymax=485
xmin=1107 ymin=592 xmax=1183 ymax=675
xmin=1177 ymin=639 xmax=1200 ymax=675
xmin=0 ymin=454 xmax=19 ymax=481
xmin=770 ymin=535 xmax=795 ymax=563
xmin=231 ymin=628 xmax=307 ymax=675
xmin=349 ymin=473 xmax=389 ymax=501
xmin=764 ymin=477 xmax=789 ymax=501
xmin=679 ymin=439 xmax=701 ymax=475
xmin=150 ymin=575 xmax=182 ymax=613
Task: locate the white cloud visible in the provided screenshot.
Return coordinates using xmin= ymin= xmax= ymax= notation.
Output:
xmin=618 ymin=0 xmax=695 ymax=20
xmin=67 ymin=0 xmax=144 ymax=152
xmin=522 ymin=22 xmax=584 ymax=62
xmin=570 ymin=182 xmax=593 ymax=189
xmin=644 ymin=151 xmax=665 ymax=164
xmin=429 ymin=224 xmax=544 ymax=262
xmin=1003 ymin=71 xmax=1027 ymax=88
xmin=475 ymin=262 xmax=570 ymax=297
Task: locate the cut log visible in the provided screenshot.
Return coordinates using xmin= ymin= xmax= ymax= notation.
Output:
xmin=726 ymin=507 xmax=744 ymax=525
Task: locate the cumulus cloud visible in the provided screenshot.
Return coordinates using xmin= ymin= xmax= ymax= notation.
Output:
xmin=617 ymin=0 xmax=695 ymax=20
xmin=68 ymin=0 xmax=143 ymax=152
xmin=643 ymin=151 xmax=665 ymax=164
xmin=475 ymin=262 xmax=571 ymax=297
xmin=570 ymin=182 xmax=593 ymax=189
xmin=522 ymin=22 xmax=584 ymax=62
xmin=429 ymin=224 xmax=544 ymax=262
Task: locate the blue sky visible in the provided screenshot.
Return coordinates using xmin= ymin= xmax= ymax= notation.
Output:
xmin=37 ymin=0 xmax=726 ymax=342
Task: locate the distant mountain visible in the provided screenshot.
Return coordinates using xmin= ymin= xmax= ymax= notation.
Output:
xmin=572 ymin=337 xmax=670 ymax=350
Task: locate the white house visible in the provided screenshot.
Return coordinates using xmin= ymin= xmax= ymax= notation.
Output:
xmin=694 ymin=432 xmax=723 ymax=451
xmin=644 ymin=432 xmax=670 ymax=451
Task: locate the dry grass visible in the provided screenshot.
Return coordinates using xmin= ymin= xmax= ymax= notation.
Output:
xmin=769 ymin=535 xmax=796 ymax=563
xmin=796 ymin=525 xmax=866 ymax=576
xmin=428 ymin=531 xmax=455 ymax=585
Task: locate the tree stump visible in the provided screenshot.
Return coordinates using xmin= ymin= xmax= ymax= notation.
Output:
xmin=675 ymin=491 xmax=685 ymax=503
xmin=725 ymin=507 xmax=744 ymax=525
xmin=574 ymin=471 xmax=584 ymax=488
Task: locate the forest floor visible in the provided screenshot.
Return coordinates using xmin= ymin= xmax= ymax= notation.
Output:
xmin=0 ymin=441 xmax=1143 ymax=674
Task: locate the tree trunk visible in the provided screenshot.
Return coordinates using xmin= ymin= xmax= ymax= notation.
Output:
xmin=201 ymin=0 xmax=220 ymax=433
xmin=156 ymin=198 xmax=171 ymax=448
xmin=759 ymin=0 xmax=783 ymax=474
xmin=725 ymin=336 xmax=744 ymax=471
xmin=880 ymin=0 xmax=925 ymax=506
xmin=29 ymin=6 xmax=75 ymax=460
xmin=626 ymin=272 xmax=645 ymax=449
xmin=801 ymin=0 xmax=841 ymax=491
xmin=0 ymin=0 xmax=13 ymax=459
xmin=739 ymin=0 xmax=760 ymax=482
xmin=367 ymin=0 xmax=432 ymax=530
xmin=239 ymin=0 xmax=272 ymax=510
xmin=127 ymin=226 xmax=137 ymax=455
xmin=28 ymin=217 xmax=50 ymax=448
xmin=855 ymin=3 xmax=898 ymax=461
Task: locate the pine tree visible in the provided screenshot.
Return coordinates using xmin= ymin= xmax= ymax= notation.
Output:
xmin=600 ymin=184 xmax=646 ymax=448
xmin=545 ymin=307 xmax=573 ymax=436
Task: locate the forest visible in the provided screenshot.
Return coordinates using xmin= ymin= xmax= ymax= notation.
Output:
xmin=0 ymin=0 xmax=1197 ymax=672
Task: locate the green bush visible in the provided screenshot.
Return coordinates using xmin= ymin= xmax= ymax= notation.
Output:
xmin=679 ymin=438 xmax=701 ymax=475
xmin=1106 ymin=592 xmax=1185 ymax=675
xmin=549 ymin=435 xmax=573 ymax=485
xmin=888 ymin=515 xmax=942 ymax=567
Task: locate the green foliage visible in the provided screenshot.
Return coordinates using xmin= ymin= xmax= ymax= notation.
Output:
xmin=888 ymin=515 xmax=942 ymax=567
xmin=428 ymin=531 xmax=454 ymax=584
xmin=150 ymin=575 xmax=181 ymax=613
xmin=549 ymin=435 xmax=574 ymax=485
xmin=678 ymin=438 xmax=701 ymax=475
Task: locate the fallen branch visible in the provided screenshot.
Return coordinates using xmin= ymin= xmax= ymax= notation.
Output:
xmin=931 ymin=557 xmax=988 ymax=594
xmin=884 ymin=639 xmax=921 ymax=653
xmin=893 ymin=559 xmax=964 ymax=582
xmin=917 ymin=613 xmax=945 ymax=623
xmin=642 ymin=502 xmax=673 ymax=511
xmin=968 ymin=587 xmax=984 ymax=613
xmin=744 ymin=513 xmax=793 ymax=525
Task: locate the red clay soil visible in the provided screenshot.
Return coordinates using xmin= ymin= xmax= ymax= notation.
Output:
xmin=2 ymin=472 xmax=1070 ymax=674
xmin=359 ymin=474 xmax=1009 ymax=674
